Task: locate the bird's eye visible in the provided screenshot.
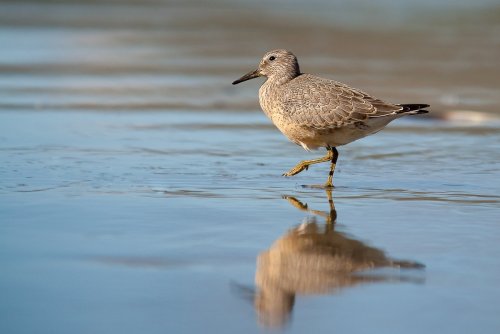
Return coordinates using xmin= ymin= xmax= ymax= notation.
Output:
xmin=269 ymin=56 xmax=276 ymax=61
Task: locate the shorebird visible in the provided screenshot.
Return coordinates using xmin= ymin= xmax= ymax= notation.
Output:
xmin=232 ymin=49 xmax=429 ymax=187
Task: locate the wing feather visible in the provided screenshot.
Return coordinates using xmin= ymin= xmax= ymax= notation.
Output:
xmin=281 ymin=74 xmax=403 ymax=129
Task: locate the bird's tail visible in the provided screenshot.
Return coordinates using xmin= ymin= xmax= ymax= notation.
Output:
xmin=398 ymin=104 xmax=430 ymax=115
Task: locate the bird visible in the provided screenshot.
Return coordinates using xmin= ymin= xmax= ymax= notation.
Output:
xmin=232 ymin=49 xmax=429 ymax=187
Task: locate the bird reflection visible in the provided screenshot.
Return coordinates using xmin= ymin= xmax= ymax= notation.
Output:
xmin=254 ymin=189 xmax=424 ymax=328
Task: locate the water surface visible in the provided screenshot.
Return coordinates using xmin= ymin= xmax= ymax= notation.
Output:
xmin=1 ymin=1 xmax=500 ymax=333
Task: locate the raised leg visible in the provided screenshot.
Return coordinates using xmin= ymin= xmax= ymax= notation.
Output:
xmin=283 ymin=149 xmax=333 ymax=177
xmin=324 ymin=147 xmax=339 ymax=188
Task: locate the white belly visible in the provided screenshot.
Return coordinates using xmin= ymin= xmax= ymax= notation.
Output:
xmin=279 ymin=116 xmax=399 ymax=151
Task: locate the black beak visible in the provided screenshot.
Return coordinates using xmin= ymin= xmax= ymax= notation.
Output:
xmin=232 ymin=69 xmax=261 ymax=85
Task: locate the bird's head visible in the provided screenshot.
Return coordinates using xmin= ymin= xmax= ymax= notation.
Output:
xmin=232 ymin=49 xmax=300 ymax=85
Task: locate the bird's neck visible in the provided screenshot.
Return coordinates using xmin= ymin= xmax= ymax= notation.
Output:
xmin=267 ymin=71 xmax=301 ymax=86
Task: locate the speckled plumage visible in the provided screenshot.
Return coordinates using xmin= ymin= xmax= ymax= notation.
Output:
xmin=232 ymin=49 xmax=429 ymax=185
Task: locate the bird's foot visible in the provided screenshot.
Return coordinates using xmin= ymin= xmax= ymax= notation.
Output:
xmin=282 ymin=162 xmax=309 ymax=177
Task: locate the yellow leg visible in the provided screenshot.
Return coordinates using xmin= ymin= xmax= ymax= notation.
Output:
xmin=283 ymin=149 xmax=333 ymax=177
xmin=324 ymin=148 xmax=339 ymax=188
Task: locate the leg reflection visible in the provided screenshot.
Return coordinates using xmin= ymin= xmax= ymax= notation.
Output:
xmin=283 ymin=188 xmax=337 ymax=225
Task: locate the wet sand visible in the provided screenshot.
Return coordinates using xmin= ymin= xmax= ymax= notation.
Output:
xmin=1 ymin=1 xmax=500 ymax=333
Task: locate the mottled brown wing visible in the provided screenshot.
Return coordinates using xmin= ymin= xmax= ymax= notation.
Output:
xmin=281 ymin=74 xmax=403 ymax=129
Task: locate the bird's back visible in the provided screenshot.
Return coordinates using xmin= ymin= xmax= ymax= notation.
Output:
xmin=278 ymin=74 xmax=405 ymax=128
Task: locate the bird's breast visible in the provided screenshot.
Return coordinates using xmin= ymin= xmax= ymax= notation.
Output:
xmin=258 ymin=83 xmax=279 ymax=120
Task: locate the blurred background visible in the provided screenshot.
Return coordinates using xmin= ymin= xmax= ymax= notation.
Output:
xmin=1 ymin=1 xmax=500 ymax=334
xmin=1 ymin=0 xmax=499 ymax=115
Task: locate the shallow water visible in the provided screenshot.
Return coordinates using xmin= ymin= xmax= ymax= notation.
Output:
xmin=2 ymin=110 xmax=500 ymax=333
xmin=1 ymin=1 xmax=500 ymax=333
